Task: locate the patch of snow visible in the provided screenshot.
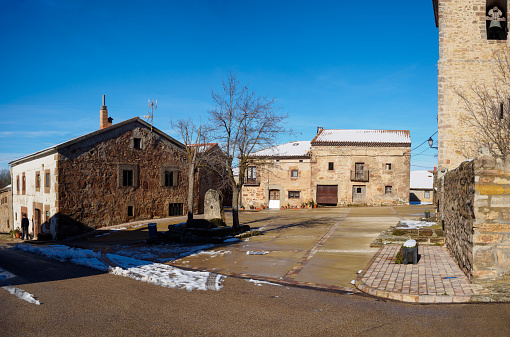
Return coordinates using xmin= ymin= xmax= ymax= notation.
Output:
xmin=397 ymin=220 xmax=437 ymax=229
xmin=350 ymin=280 xmax=356 ymax=285
xmin=188 ymin=250 xmax=231 ymax=258
xmin=357 ymin=270 xmax=362 ymax=274
xmin=0 ymin=267 xmax=16 ymax=281
xmin=251 ymin=141 xmax=311 ymax=157
xmin=410 ymin=170 xmax=434 ymax=189
xmin=2 ymin=286 xmax=41 ymax=305
xmin=247 ymin=279 xmax=282 ymax=287
xmin=14 ymin=244 xmax=109 ymax=271
xmin=223 ymin=238 xmax=241 ymax=243
xmin=112 ymin=243 xmax=216 ymax=262
xmin=315 ymin=129 xmax=410 ymax=144
xmin=246 ymin=251 xmax=269 ymax=255
xmin=403 ymin=239 xmax=417 ymax=248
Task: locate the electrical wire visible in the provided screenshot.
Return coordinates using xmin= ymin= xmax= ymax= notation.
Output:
xmin=411 ymin=131 xmax=438 ymax=152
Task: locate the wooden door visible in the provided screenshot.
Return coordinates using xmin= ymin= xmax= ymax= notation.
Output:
xmin=316 ymin=185 xmax=338 ymax=205
xmin=34 ymin=209 xmax=41 ymax=236
xmin=352 ymin=185 xmax=366 ymax=203
xmin=268 ymin=189 xmax=280 ymax=209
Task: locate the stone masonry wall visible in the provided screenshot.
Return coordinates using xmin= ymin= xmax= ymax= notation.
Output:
xmin=437 ymin=0 xmax=510 ymax=171
xmin=0 ymin=186 xmax=12 ymax=233
xmin=440 ymin=157 xmax=510 ymax=281
xmin=57 ymin=122 xmax=189 ymax=234
xmin=441 ymin=160 xmax=475 ymax=277
xmin=311 ymin=145 xmax=410 ymax=205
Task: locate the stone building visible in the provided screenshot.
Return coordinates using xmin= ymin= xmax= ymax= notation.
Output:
xmin=409 ymin=171 xmax=434 ymax=204
xmin=0 ymin=185 xmax=12 ymax=233
xmin=433 ymin=1 xmax=510 ymax=282
xmin=434 ymin=0 xmax=510 ymax=171
xmin=241 ymin=129 xmax=411 ymax=208
xmin=10 ymin=100 xmax=190 ymax=239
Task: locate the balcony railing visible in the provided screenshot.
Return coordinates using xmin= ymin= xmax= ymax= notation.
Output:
xmin=245 ymin=178 xmax=260 ymax=186
xmin=350 ymin=170 xmax=369 ymax=182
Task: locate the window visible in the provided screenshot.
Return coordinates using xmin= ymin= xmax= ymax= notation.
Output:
xmin=123 ymin=170 xmax=133 ymax=186
xmin=424 ymin=190 xmax=431 ymax=199
xmin=288 ymin=191 xmax=300 ymax=199
xmin=118 ymin=164 xmax=139 ymax=188
xmin=169 ymin=203 xmax=183 ymax=216
xmin=133 ymin=138 xmax=141 ymax=149
xmin=16 ymin=176 xmax=19 ymax=193
xmin=127 ymin=206 xmax=134 ymax=217
xmin=164 ymin=171 xmax=174 ymax=187
xmin=386 ymin=163 xmax=392 ymax=170
xmin=299 ymin=159 xmax=303 ymax=162
xmin=247 ymin=166 xmax=257 ymax=184
xmin=35 ymin=172 xmax=40 ymax=190
xmin=385 ymin=186 xmax=392 ymax=195
xmin=291 ymin=169 xmax=299 ymax=178
xmin=160 ymin=165 xmax=178 ymax=187
xmin=22 ymin=175 xmax=26 ymax=194
xmin=44 ymin=170 xmax=51 ymax=193
xmin=328 ymin=162 xmax=334 ymax=170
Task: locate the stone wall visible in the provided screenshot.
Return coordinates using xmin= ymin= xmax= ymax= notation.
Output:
xmin=439 ymin=157 xmax=510 ymax=281
xmin=242 ymin=158 xmax=313 ymax=208
xmin=0 ymin=186 xmax=12 ymax=233
xmin=311 ymin=145 xmax=410 ymax=205
xmin=436 ymin=0 xmax=510 ymax=171
xmin=57 ymin=123 xmax=189 ymax=234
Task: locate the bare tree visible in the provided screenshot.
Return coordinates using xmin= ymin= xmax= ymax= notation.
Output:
xmin=172 ymin=118 xmax=206 ymax=224
xmin=0 ymin=169 xmax=10 ymax=189
xmin=208 ymin=73 xmax=289 ymax=231
xmin=456 ymin=50 xmax=510 ymax=161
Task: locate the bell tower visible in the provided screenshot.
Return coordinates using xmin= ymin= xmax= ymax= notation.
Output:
xmin=434 ymin=0 xmax=510 ymax=171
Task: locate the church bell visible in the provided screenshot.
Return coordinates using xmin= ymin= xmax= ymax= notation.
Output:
xmin=489 ymin=20 xmax=503 ymax=33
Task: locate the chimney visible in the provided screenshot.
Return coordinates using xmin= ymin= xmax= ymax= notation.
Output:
xmin=100 ymin=95 xmax=112 ymax=129
xmin=434 ymin=165 xmax=437 ymax=171
xmin=317 ymin=127 xmax=323 ymax=134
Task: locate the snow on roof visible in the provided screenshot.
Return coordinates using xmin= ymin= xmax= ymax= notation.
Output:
xmin=312 ymin=129 xmax=411 ymax=146
xmin=410 ymin=170 xmax=434 ymax=189
xmin=250 ymin=141 xmax=311 ymax=157
xmin=188 ymin=143 xmax=217 ymax=153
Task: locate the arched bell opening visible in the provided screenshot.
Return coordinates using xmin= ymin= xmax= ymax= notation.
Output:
xmin=486 ymin=1 xmax=508 ymax=40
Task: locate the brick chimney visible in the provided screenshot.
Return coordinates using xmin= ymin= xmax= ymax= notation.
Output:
xmin=100 ymin=95 xmax=113 ymax=129
xmin=317 ymin=127 xmax=323 ymax=134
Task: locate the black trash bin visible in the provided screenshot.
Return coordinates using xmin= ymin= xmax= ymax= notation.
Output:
xmin=148 ymin=223 xmax=157 ymax=239
xmin=424 ymin=211 xmax=430 ymax=219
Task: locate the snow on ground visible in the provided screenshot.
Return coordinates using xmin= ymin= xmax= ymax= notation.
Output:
xmin=15 ymin=244 xmax=109 ymax=271
xmin=2 ymin=286 xmax=41 ymax=305
xmin=188 ymin=250 xmax=232 ymax=258
xmin=247 ymin=279 xmax=283 ymax=287
xmin=0 ymin=267 xmax=16 ymax=281
xmin=397 ymin=220 xmax=437 ymax=229
xmin=13 ymin=244 xmax=223 ymax=291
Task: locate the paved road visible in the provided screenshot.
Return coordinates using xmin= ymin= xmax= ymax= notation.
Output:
xmin=1 ymin=243 xmax=510 ymax=336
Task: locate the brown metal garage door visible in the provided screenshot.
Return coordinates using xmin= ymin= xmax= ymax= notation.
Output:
xmin=316 ymin=185 xmax=338 ymax=205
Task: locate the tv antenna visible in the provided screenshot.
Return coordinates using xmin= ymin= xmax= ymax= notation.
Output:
xmin=143 ymin=99 xmax=157 ymax=132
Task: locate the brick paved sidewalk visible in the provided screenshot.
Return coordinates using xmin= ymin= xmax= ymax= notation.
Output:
xmin=355 ymin=245 xmax=483 ymax=303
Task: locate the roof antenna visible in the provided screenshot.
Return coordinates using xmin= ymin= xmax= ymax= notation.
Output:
xmin=143 ymin=99 xmax=157 ymax=132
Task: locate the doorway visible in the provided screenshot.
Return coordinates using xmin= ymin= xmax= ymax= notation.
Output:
xmin=268 ymin=189 xmax=280 ymax=209
xmin=352 ymin=185 xmax=366 ymax=203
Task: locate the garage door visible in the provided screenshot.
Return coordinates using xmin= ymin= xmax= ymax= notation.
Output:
xmin=316 ymin=185 xmax=338 ymax=205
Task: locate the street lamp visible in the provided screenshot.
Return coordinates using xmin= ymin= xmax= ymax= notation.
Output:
xmin=428 ymin=137 xmax=438 ymax=149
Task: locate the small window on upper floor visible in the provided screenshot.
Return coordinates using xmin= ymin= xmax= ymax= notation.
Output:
xmin=386 ymin=163 xmax=392 ymax=170
xmin=133 ymin=138 xmax=141 ymax=149
xmin=328 ymin=162 xmax=334 ymax=170
xmin=424 ymin=190 xmax=431 ymax=199
xmin=487 ymin=3 xmax=508 ymax=40
xmin=291 ymin=169 xmax=298 ymax=178
xmin=45 ymin=173 xmax=50 ymax=188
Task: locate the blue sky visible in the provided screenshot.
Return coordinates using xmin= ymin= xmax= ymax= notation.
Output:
xmin=0 ymin=0 xmax=439 ymax=170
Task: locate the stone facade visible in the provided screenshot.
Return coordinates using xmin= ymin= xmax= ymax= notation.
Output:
xmin=0 ymin=185 xmax=12 ymax=233
xmin=10 ymin=117 xmax=190 ymax=239
xmin=437 ymin=157 xmax=510 ymax=281
xmin=243 ymin=157 xmax=313 ymax=209
xmin=241 ymin=130 xmax=411 ymax=208
xmin=435 ymin=0 xmax=510 ymax=171
xmin=310 ymin=145 xmax=410 ymax=206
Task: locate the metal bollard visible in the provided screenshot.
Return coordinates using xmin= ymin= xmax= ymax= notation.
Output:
xmin=148 ymin=223 xmax=157 ymax=239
